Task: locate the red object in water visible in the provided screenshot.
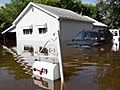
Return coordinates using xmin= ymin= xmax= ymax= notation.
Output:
xmin=34 ymin=68 xmax=43 ymax=75
xmin=34 ymin=77 xmax=43 ymax=82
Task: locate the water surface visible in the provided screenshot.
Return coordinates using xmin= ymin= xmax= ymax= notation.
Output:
xmin=0 ymin=40 xmax=120 ymax=90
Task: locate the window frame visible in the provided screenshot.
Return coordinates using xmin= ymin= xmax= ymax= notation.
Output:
xmin=38 ymin=28 xmax=47 ymax=34
xmin=23 ymin=28 xmax=33 ymax=35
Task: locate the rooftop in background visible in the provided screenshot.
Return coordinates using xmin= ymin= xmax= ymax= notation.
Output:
xmin=83 ymin=15 xmax=108 ymax=27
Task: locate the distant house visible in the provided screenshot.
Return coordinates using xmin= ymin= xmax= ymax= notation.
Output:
xmin=2 ymin=2 xmax=93 ymax=42
xmin=83 ymin=16 xmax=108 ymax=30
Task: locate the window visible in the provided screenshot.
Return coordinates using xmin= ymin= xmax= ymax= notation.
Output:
xmin=24 ymin=46 xmax=34 ymax=56
xmin=23 ymin=29 xmax=32 ymax=35
xmin=39 ymin=47 xmax=48 ymax=55
xmin=38 ymin=28 xmax=47 ymax=34
xmin=24 ymin=46 xmax=33 ymax=52
xmin=75 ymin=31 xmax=98 ymax=41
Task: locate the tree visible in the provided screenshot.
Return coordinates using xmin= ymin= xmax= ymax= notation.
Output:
xmin=54 ymin=0 xmax=83 ymax=14
xmin=0 ymin=0 xmax=28 ymax=31
xmin=96 ymin=0 xmax=120 ymax=29
xmin=96 ymin=11 xmax=103 ymax=22
xmin=81 ymin=4 xmax=97 ymax=18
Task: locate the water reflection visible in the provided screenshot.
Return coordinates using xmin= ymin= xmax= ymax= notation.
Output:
xmin=94 ymin=64 xmax=120 ymax=90
xmin=0 ymin=40 xmax=63 ymax=90
xmin=0 ymin=45 xmax=31 ymax=79
xmin=0 ymin=42 xmax=39 ymax=90
xmin=111 ymin=41 xmax=120 ymax=51
xmin=32 ymin=75 xmax=61 ymax=90
xmin=1 ymin=39 xmax=120 ymax=90
xmin=62 ymin=43 xmax=120 ymax=90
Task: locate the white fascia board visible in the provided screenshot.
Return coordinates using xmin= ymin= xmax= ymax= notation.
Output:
xmin=83 ymin=15 xmax=108 ymax=27
xmin=32 ymin=2 xmax=59 ymax=19
xmin=13 ymin=2 xmax=32 ymax=25
xmin=2 ymin=24 xmax=16 ymax=34
xmin=93 ymin=22 xmax=108 ymax=27
xmin=13 ymin=2 xmax=59 ymax=25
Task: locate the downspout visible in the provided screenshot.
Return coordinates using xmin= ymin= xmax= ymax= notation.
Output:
xmin=57 ymin=18 xmax=64 ymax=83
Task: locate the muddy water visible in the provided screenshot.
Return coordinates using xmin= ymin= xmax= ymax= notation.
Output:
xmin=0 ymin=40 xmax=120 ymax=90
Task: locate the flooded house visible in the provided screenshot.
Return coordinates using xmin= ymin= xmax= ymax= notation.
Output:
xmin=1 ymin=2 xmax=94 ymax=81
xmin=1 ymin=2 xmax=120 ymax=90
xmin=1 ymin=2 xmax=94 ymax=67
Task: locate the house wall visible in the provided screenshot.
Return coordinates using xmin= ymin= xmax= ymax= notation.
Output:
xmin=60 ymin=20 xmax=93 ymax=41
xmin=16 ymin=6 xmax=59 ymax=42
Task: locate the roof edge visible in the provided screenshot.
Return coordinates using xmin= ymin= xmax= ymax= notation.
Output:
xmin=2 ymin=24 xmax=16 ymax=34
xmin=60 ymin=17 xmax=93 ymax=23
xmin=13 ymin=2 xmax=59 ymax=25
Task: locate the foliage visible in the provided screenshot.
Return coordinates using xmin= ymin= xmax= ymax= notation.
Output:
xmin=54 ymin=0 xmax=82 ymax=13
xmin=96 ymin=0 xmax=120 ymax=29
xmin=0 ymin=0 xmax=28 ymax=31
xmin=81 ymin=4 xmax=97 ymax=18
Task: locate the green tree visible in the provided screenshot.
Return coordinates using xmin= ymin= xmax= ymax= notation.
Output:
xmin=96 ymin=0 xmax=120 ymax=29
xmin=81 ymin=4 xmax=97 ymax=18
xmin=0 ymin=0 xmax=28 ymax=31
xmin=54 ymin=0 xmax=82 ymax=14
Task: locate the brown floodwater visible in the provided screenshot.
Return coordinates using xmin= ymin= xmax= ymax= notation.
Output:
xmin=0 ymin=40 xmax=120 ymax=90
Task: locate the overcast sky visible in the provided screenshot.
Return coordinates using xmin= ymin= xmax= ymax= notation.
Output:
xmin=81 ymin=0 xmax=98 ymax=5
xmin=0 ymin=0 xmax=98 ymax=6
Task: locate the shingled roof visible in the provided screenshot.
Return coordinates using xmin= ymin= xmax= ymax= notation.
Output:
xmin=35 ymin=3 xmax=93 ymax=22
xmin=12 ymin=2 xmax=93 ymax=25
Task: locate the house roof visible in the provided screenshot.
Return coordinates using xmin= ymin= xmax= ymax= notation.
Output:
xmin=83 ymin=16 xmax=108 ymax=27
xmin=13 ymin=2 xmax=93 ymax=25
xmin=2 ymin=2 xmax=93 ymax=34
xmin=34 ymin=3 xmax=93 ymax=22
xmin=2 ymin=25 xmax=16 ymax=34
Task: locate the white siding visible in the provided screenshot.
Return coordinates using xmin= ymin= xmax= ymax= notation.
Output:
xmin=60 ymin=20 xmax=92 ymax=41
xmin=16 ymin=6 xmax=59 ymax=42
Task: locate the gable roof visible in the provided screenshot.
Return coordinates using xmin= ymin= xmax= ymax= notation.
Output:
xmin=13 ymin=2 xmax=93 ymax=25
xmin=83 ymin=16 xmax=108 ymax=27
xmin=35 ymin=3 xmax=93 ymax=22
xmin=2 ymin=2 xmax=93 ymax=34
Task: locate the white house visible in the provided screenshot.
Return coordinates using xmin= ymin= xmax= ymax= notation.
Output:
xmin=1 ymin=2 xmax=95 ymax=81
xmin=83 ymin=15 xmax=108 ymax=29
xmin=1 ymin=2 xmax=113 ymax=81
xmin=2 ymin=2 xmax=93 ymax=42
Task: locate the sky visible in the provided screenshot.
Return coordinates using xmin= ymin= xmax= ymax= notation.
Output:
xmin=0 ymin=0 xmax=97 ymax=6
xmin=81 ymin=0 xmax=98 ymax=5
xmin=0 ymin=0 xmax=11 ymax=6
